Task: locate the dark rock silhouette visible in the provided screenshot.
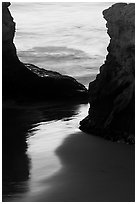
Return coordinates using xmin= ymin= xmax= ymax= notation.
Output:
xmin=2 ymin=2 xmax=88 ymax=101
xmin=2 ymin=107 xmax=30 ymax=200
xmin=80 ymin=3 xmax=135 ymax=143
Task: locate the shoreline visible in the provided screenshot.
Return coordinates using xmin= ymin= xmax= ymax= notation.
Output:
xmin=13 ymin=131 xmax=134 ymax=202
xmin=3 ymin=102 xmax=134 ymax=202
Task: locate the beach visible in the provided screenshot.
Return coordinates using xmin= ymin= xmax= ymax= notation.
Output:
xmin=3 ymin=2 xmax=135 ymax=202
xmin=3 ymin=101 xmax=135 ymax=202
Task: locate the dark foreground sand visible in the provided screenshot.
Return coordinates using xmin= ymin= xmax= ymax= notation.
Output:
xmin=3 ymin=102 xmax=135 ymax=202
xmin=20 ymin=132 xmax=134 ymax=202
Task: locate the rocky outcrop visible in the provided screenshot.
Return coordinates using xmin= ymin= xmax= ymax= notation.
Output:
xmin=2 ymin=2 xmax=88 ymax=101
xmin=80 ymin=3 xmax=135 ymax=143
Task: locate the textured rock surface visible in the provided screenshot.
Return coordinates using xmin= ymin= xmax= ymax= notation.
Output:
xmin=80 ymin=3 xmax=135 ymax=143
xmin=2 ymin=2 xmax=88 ymax=101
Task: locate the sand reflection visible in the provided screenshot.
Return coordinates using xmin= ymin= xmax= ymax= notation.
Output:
xmin=26 ymin=103 xmax=89 ymax=196
xmin=3 ymin=102 xmax=88 ymax=201
xmin=5 ymin=102 xmax=134 ymax=202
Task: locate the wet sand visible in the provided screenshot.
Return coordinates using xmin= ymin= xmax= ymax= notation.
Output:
xmin=3 ymin=102 xmax=135 ymax=202
xmin=2 ymin=101 xmax=88 ymax=201
xmin=20 ymin=132 xmax=134 ymax=202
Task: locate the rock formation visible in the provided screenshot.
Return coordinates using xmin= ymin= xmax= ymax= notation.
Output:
xmin=80 ymin=3 xmax=135 ymax=143
xmin=2 ymin=2 xmax=88 ymax=101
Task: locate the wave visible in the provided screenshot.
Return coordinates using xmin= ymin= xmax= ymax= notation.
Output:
xmin=10 ymin=2 xmax=113 ymax=86
xmin=18 ymin=46 xmax=93 ymax=61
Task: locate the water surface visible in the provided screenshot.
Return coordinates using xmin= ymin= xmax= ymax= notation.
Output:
xmin=3 ymin=3 xmax=134 ymax=201
xmin=10 ymin=2 xmax=114 ymax=86
xmin=3 ymin=102 xmax=89 ymax=201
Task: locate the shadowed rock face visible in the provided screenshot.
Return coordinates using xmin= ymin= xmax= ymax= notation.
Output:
xmin=2 ymin=2 xmax=88 ymax=101
xmin=80 ymin=3 xmax=135 ymax=143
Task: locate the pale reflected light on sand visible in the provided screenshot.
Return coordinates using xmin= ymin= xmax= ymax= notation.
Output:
xmin=4 ymin=102 xmax=134 ymax=202
xmin=26 ymin=104 xmax=89 ymax=196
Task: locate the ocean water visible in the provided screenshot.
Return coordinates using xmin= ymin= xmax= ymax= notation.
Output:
xmin=10 ymin=2 xmax=114 ymax=86
xmin=3 ymin=3 xmax=135 ymax=201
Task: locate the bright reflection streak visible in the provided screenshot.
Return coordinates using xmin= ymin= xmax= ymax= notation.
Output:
xmin=26 ymin=103 xmax=89 ymax=194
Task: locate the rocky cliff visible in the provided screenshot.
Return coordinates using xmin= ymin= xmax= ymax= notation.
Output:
xmin=2 ymin=2 xmax=88 ymax=101
xmin=80 ymin=3 xmax=135 ymax=143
